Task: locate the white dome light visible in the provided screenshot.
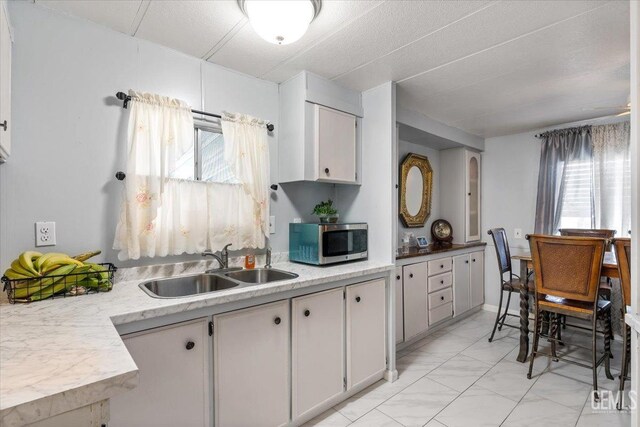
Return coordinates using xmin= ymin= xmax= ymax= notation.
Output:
xmin=241 ymin=0 xmax=320 ymax=45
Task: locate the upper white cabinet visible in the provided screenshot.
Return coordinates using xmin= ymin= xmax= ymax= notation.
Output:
xmin=346 ymin=278 xmax=386 ymax=390
xmin=292 ymin=288 xmax=344 ymax=419
xmin=213 ymin=301 xmax=290 ymax=427
xmin=279 ymin=71 xmax=362 ymax=184
xmin=440 ymin=148 xmax=482 ymax=243
xmin=110 ymin=319 xmax=210 ymax=427
xmin=0 ymin=1 xmax=11 ymax=162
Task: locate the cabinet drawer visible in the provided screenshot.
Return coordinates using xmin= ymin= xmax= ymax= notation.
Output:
xmin=428 ymin=257 xmax=453 ymax=275
xmin=428 ymin=272 xmax=452 ymax=293
xmin=428 ymin=287 xmax=452 ymax=309
xmin=429 ymin=302 xmax=453 ymax=325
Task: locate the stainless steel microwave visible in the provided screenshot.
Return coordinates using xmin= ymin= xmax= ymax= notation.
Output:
xmin=289 ymin=223 xmax=368 ymax=265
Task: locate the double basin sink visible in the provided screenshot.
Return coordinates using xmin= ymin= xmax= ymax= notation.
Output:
xmin=140 ymin=267 xmax=299 ymax=298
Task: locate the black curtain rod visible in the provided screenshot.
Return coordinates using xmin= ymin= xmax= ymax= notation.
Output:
xmin=115 ymin=92 xmax=275 ymax=132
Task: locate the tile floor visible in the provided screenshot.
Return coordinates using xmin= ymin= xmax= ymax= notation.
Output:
xmin=304 ymin=310 xmax=632 ymax=427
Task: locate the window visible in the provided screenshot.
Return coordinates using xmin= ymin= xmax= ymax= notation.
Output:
xmin=557 ymin=159 xmax=593 ymax=230
xmin=168 ymin=127 xmax=240 ymax=184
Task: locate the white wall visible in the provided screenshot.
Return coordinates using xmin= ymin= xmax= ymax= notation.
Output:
xmin=0 ymin=2 xmax=332 ymax=269
xmin=396 ymin=140 xmax=440 ymax=248
xmin=338 ymin=82 xmax=396 ymax=264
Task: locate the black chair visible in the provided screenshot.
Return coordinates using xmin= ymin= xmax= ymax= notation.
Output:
xmin=487 ymin=228 xmax=533 ymax=342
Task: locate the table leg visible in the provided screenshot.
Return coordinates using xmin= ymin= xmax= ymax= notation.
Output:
xmin=517 ymin=259 xmax=530 ymax=363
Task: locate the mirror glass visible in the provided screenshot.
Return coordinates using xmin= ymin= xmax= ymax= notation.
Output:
xmin=405 ymin=166 xmax=423 ymax=216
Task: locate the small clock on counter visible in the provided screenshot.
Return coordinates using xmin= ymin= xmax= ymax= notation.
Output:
xmin=431 ymin=219 xmax=453 ymax=248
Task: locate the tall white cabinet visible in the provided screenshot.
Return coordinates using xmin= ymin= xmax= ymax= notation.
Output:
xmin=0 ymin=0 xmax=11 ymax=162
xmin=110 ymin=319 xmax=210 ymax=427
xmin=440 ymin=148 xmax=482 ymax=243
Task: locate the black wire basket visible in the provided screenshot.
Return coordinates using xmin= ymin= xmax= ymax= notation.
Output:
xmin=2 ymin=263 xmax=117 ymax=304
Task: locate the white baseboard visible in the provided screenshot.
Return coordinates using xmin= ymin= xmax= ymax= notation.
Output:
xmin=482 ymin=303 xmax=521 ymax=317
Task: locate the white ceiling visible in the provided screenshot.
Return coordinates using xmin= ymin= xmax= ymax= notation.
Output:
xmin=35 ymin=0 xmax=630 ymax=138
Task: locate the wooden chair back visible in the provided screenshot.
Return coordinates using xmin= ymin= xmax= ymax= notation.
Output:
xmin=487 ymin=228 xmax=512 ymax=275
xmin=527 ymin=234 xmax=605 ymax=303
xmin=559 ymin=228 xmax=616 ymax=250
xmin=613 ymin=238 xmax=631 ymax=307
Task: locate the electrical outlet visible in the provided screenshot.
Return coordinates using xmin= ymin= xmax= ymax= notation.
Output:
xmin=35 ymin=221 xmax=56 ymax=247
xmin=293 ymin=218 xmax=302 ymax=224
xmin=514 ymin=228 xmax=523 ymax=239
xmin=269 ymin=216 xmax=276 ymax=234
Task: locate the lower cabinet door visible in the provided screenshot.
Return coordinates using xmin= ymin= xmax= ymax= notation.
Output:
xmin=453 ymin=255 xmax=471 ymax=317
xmin=109 ymin=319 xmax=210 ymax=427
xmin=470 ymin=251 xmax=485 ymax=308
xmin=214 ymin=300 xmax=290 ymax=427
xmin=395 ymin=267 xmax=404 ymax=344
xmin=403 ymin=262 xmax=428 ymax=340
xmin=346 ymin=279 xmax=386 ymax=390
xmin=292 ymin=288 xmax=344 ymax=419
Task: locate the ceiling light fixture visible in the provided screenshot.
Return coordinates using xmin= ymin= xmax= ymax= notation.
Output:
xmin=238 ymin=0 xmax=322 ymax=45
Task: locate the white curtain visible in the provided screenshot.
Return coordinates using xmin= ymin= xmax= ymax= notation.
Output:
xmin=592 ymin=121 xmax=631 ymax=237
xmin=221 ymin=112 xmax=270 ymax=245
xmin=113 ymin=92 xmax=269 ymax=261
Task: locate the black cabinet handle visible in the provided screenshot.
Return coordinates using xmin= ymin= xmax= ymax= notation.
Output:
xmin=409 ymin=273 xmax=414 ymax=278
xmin=468 ymin=192 xmax=471 ymax=196
xmin=0 ymin=120 xmax=6 ymax=131
xmin=325 ymin=167 xmax=330 ymax=174
xmin=355 ymin=296 xmax=361 ymax=303
xmin=304 ymin=309 xmax=310 ymax=317
xmin=472 ymin=259 xmax=476 ymax=262
xmin=440 ymin=296 xmax=445 ymax=301
xmin=440 ymin=264 xmax=444 ymax=268
xmin=274 ymin=317 xmax=281 ymax=325
xmin=440 ymin=280 xmax=444 ymax=284
xmin=186 ymin=341 xmax=195 ymax=350
xmin=396 ymin=275 xmax=401 ymax=280
xmin=465 ymin=260 xmax=469 ymax=264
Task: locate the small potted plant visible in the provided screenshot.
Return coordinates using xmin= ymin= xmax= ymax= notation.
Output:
xmin=312 ymin=199 xmax=339 ymax=223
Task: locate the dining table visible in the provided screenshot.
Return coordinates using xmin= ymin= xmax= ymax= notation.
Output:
xmin=511 ymin=251 xmax=618 ymax=363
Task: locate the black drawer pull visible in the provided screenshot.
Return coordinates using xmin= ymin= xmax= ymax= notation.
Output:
xmin=304 ymin=309 xmax=310 ymax=317
xmin=465 ymin=260 xmax=469 ymax=264
xmin=186 ymin=341 xmax=195 ymax=350
xmin=440 ymin=264 xmax=444 ymax=268
xmin=409 ymin=273 xmax=414 ymax=278
xmin=274 ymin=317 xmax=281 ymax=325
xmin=472 ymin=258 xmax=476 ymax=262
xmin=396 ymin=275 xmax=401 ymax=280
xmin=355 ymin=296 xmax=361 ymax=303
xmin=325 ymin=167 xmax=330 ymax=174
xmin=440 ymin=296 xmax=445 ymax=301
xmin=440 ymin=280 xmax=444 ymax=284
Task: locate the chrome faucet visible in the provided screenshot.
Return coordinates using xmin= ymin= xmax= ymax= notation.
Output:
xmin=202 ymin=243 xmax=232 ymax=269
xmin=265 ymin=247 xmax=272 ymax=269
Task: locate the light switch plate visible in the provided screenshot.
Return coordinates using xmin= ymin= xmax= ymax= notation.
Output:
xmin=269 ymin=216 xmax=276 ymax=234
xmin=514 ymin=228 xmax=523 ymax=239
xmin=35 ymin=221 xmax=56 ymax=246
xmin=293 ymin=218 xmax=302 ymax=224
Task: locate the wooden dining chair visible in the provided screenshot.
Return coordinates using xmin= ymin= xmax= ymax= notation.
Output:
xmin=526 ymin=234 xmax=613 ymax=399
xmin=613 ymin=238 xmax=631 ymax=409
xmin=487 ymin=228 xmax=533 ymax=342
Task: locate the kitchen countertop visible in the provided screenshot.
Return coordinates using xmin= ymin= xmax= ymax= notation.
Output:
xmin=395 ymin=241 xmax=487 ymax=260
xmin=0 ymin=259 xmax=393 ymax=427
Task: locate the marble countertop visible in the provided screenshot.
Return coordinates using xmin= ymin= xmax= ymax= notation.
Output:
xmin=0 ymin=259 xmax=393 ymax=427
xmin=395 ymin=241 xmax=487 ymax=260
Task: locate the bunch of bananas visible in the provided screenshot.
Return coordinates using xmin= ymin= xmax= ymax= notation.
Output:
xmin=3 ymin=250 xmax=112 ymax=302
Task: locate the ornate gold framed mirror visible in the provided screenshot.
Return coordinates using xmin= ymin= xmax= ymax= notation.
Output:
xmin=399 ymin=153 xmax=433 ymax=227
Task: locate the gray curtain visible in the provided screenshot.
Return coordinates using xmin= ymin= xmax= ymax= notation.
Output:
xmin=534 ymin=126 xmax=593 ymax=234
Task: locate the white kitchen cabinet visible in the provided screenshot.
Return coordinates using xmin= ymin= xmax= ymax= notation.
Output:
xmin=110 ymin=319 xmax=210 ymax=427
xmin=214 ymin=300 xmax=290 ymax=427
xmin=395 ymin=267 xmax=404 ymax=344
xmin=279 ymin=71 xmax=362 ymax=184
xmin=0 ymin=0 xmax=11 ymax=162
xmin=403 ymin=262 xmax=428 ymax=340
xmin=470 ymin=251 xmax=484 ymax=308
xmin=453 ymin=250 xmax=485 ymax=317
xmin=440 ymin=148 xmax=482 ymax=243
xmin=453 ymin=255 xmax=471 ymax=317
xmin=292 ymin=288 xmax=344 ymax=419
xmin=315 ymin=104 xmax=357 ymax=182
xmin=346 ymin=279 xmax=386 ymax=390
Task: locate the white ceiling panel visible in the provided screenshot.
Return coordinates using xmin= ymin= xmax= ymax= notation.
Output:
xmin=261 ymin=0 xmax=492 ymax=83
xmin=36 ymin=0 xmax=143 ymax=34
xmin=135 ymin=1 xmax=245 ymax=59
xmin=334 ymin=1 xmax=610 ymax=91
xmin=208 ymin=1 xmax=383 ymax=79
